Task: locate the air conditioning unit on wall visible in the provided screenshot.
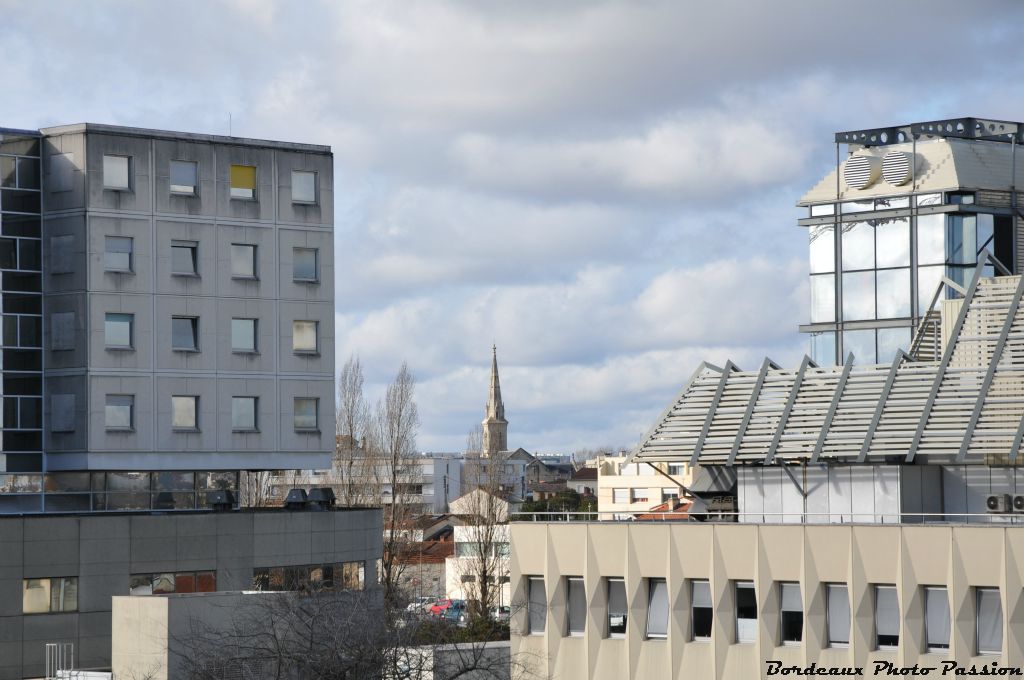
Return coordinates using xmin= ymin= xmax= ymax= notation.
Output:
xmin=1013 ymin=495 xmax=1024 ymax=512
xmin=987 ymin=494 xmax=1011 ymax=513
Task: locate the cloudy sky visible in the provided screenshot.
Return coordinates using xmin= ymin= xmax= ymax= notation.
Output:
xmin=5 ymin=0 xmax=1024 ymax=453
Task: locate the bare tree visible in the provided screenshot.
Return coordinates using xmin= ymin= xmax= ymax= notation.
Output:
xmin=455 ymin=448 xmax=513 ymax=622
xmin=239 ymin=470 xmax=276 ymax=508
xmin=374 ymin=362 xmax=421 ymax=604
xmin=335 ymin=355 xmax=376 ymax=506
xmin=465 ymin=424 xmax=483 ymax=455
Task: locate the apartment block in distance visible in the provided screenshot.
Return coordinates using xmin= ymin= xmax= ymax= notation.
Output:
xmin=0 ymin=124 xmax=382 ymax=680
xmin=512 ymin=118 xmax=1024 ymax=678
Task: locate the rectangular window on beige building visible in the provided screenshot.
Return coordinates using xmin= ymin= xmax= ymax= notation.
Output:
xmin=646 ymin=578 xmax=668 ymax=639
xmin=976 ymin=587 xmax=1002 ymax=655
xmin=528 ymin=576 xmax=546 ymax=635
xmin=612 ymin=488 xmax=628 ymax=504
xmin=692 ymin=579 xmax=712 ymax=641
xmin=925 ymin=586 xmax=950 ymax=652
xmin=566 ymin=576 xmax=585 ymax=636
xmin=827 ymin=583 xmax=850 ymax=647
xmin=607 ymin=578 xmax=626 ymax=638
xmin=735 ymin=581 xmax=756 ymax=643
xmin=874 ymin=585 xmax=899 ymax=649
xmin=780 ymin=582 xmax=802 ymax=645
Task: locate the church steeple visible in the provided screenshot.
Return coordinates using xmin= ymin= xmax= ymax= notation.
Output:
xmin=482 ymin=345 xmax=508 ymax=456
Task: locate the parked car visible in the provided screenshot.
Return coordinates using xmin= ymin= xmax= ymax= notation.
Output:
xmin=406 ymin=596 xmax=433 ymax=613
xmin=429 ymin=598 xmax=455 ymax=616
xmin=489 ymin=605 xmax=510 ymax=623
xmin=440 ymin=600 xmax=469 ymax=626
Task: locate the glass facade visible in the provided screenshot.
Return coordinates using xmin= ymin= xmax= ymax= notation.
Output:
xmin=0 ymin=132 xmax=42 ymax=475
xmin=805 ymin=191 xmax=1014 ymax=365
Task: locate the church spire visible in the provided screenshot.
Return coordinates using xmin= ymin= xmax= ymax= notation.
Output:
xmin=482 ymin=345 xmax=508 ymax=456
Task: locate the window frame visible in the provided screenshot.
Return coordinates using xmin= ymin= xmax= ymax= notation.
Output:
xmin=171 ymin=316 xmax=199 ymax=352
xmin=105 ymin=394 xmax=135 ymax=431
xmin=231 ymin=317 xmax=258 ymax=354
xmin=874 ymin=584 xmax=899 ymax=650
xmin=169 ymin=159 xmax=198 ymax=196
xmin=292 ymin=320 xmax=319 ymax=354
xmin=607 ymin=577 xmax=627 ymax=639
xmin=293 ymin=397 xmax=319 ymax=432
xmin=566 ymin=576 xmax=585 ymax=637
xmin=779 ymin=581 xmax=802 ymax=646
xmin=229 ymin=164 xmax=257 ymax=200
xmin=826 ymin=583 xmax=850 ymax=648
xmin=102 ymin=154 xmax=131 ymax=191
xmin=291 ymin=170 xmax=317 ymax=204
xmin=103 ymin=235 xmax=134 ymax=273
xmin=976 ymin=586 xmax=1002 ymax=656
xmin=691 ymin=579 xmax=713 ymax=642
xmin=527 ymin=576 xmax=546 ymax=635
xmin=230 ymin=243 xmax=258 ymax=280
xmin=170 ymin=240 xmax=199 ymax=277
xmin=924 ymin=585 xmax=950 ymax=653
xmin=734 ymin=580 xmax=756 ymax=644
xmin=231 ymin=396 xmax=259 ymax=432
xmin=171 ymin=395 xmax=199 ymax=431
xmin=22 ymin=576 xmax=78 ymax=614
xmin=645 ymin=577 xmax=668 ymax=640
xmin=104 ymin=312 xmax=134 ymax=350
xmin=293 ymin=246 xmax=319 ymax=283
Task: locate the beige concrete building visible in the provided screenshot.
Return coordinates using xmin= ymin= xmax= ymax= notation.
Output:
xmin=596 ymin=455 xmax=691 ymax=519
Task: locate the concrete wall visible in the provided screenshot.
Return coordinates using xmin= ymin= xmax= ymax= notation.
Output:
xmin=0 ymin=508 xmax=382 ymax=679
xmin=512 ymin=521 xmax=1024 ymax=680
xmin=40 ymin=126 xmax=334 ymax=472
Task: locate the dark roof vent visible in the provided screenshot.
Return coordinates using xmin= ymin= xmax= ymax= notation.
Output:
xmin=206 ymin=489 xmax=236 ymax=512
xmin=307 ymin=487 xmax=336 ymax=511
xmin=284 ymin=488 xmax=308 ymax=510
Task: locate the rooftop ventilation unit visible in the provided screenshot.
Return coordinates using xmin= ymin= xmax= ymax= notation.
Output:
xmin=206 ymin=489 xmax=235 ymax=512
xmin=881 ymin=151 xmax=912 ymax=186
xmin=843 ymin=154 xmax=882 ymax=190
xmin=1013 ymin=495 xmax=1024 ymax=512
xmin=986 ymin=493 xmax=1011 ymax=513
xmin=284 ymin=488 xmax=308 ymax=510
xmin=307 ymin=487 xmax=336 ymax=511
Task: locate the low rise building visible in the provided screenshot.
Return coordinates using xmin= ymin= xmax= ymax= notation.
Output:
xmin=596 ymin=454 xmax=691 ymax=519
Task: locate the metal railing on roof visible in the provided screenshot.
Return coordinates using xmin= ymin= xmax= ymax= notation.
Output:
xmin=510 ymin=510 xmax=1024 ymax=525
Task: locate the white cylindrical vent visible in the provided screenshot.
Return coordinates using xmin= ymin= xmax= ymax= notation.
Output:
xmin=843 ymin=154 xmax=882 ymax=190
xmin=882 ymin=151 xmax=913 ymax=186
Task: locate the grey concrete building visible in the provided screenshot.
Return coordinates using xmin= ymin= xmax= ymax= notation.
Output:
xmin=0 ymin=123 xmax=335 ymax=512
xmin=1 ymin=508 xmax=381 ymax=679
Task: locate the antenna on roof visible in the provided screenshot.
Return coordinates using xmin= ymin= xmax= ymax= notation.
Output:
xmin=229 ymin=112 xmax=232 ymax=136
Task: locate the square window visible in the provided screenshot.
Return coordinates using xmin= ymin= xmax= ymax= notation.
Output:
xmin=646 ymin=578 xmax=668 ymax=639
xmin=23 ymin=577 xmax=77 ymax=614
xmin=105 ymin=394 xmax=134 ymax=430
xmin=171 ymin=240 xmax=198 ymax=276
xmin=231 ymin=318 xmax=257 ymax=353
xmin=104 ymin=313 xmax=133 ymax=349
xmin=171 ymin=316 xmax=198 ymax=351
xmin=294 ymin=397 xmax=318 ymax=431
xmin=874 ymin=584 xmax=899 ymax=649
xmin=104 ymin=236 xmax=133 ymax=273
xmin=170 ymin=160 xmax=198 ymax=195
xmin=566 ymin=576 xmax=585 ymax=636
xmin=607 ymin=578 xmax=627 ymax=638
xmin=925 ymin=586 xmax=950 ymax=652
xmin=876 ymin=268 xmax=911 ymax=319
xmin=292 ymin=320 xmax=318 ymax=353
xmin=103 ymin=155 xmax=130 ymax=190
xmin=826 ymin=583 xmax=850 ymax=647
xmin=780 ymin=582 xmax=802 ymax=645
xmin=292 ymin=170 xmax=317 ymax=204
xmin=528 ymin=576 xmax=546 ymax=634
xmin=172 ymin=396 xmax=198 ymax=430
xmin=735 ymin=581 xmax=756 ymax=643
xmin=232 ymin=397 xmax=257 ymax=431
xmin=976 ymin=587 xmax=1002 ymax=655
xmin=842 ymin=270 xmax=875 ymax=321
xmin=231 ymin=243 xmax=257 ymax=279
xmin=230 ymin=164 xmax=256 ymax=199
xmin=612 ymin=488 xmax=628 ymax=504
xmin=293 ymin=247 xmax=318 ymax=282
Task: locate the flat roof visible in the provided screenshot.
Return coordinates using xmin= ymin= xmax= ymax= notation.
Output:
xmin=38 ymin=122 xmax=331 ymax=154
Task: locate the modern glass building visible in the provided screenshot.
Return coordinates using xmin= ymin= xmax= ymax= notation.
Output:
xmin=799 ymin=118 xmax=1019 ymax=365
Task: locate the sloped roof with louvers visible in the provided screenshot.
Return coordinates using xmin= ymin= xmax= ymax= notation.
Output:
xmin=799 ymin=137 xmax=1024 ymax=205
xmin=628 ymin=270 xmax=1024 ymax=467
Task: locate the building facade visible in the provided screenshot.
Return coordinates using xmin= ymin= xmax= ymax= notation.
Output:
xmin=511 ymin=118 xmax=1024 ymax=677
xmin=596 ymin=455 xmax=691 ymax=519
xmin=1 ymin=508 xmax=382 ymax=679
xmin=0 ymin=123 xmax=335 ymax=513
